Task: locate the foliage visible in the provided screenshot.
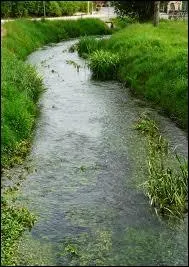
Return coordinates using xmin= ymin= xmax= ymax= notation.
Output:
xmin=112 ymin=1 xmax=154 ymax=22
xmin=1 ymin=1 xmax=93 ymax=18
xmin=89 ymin=50 xmax=120 ymax=80
xmin=78 ymin=21 xmax=188 ymax=129
xmin=111 ymin=16 xmax=137 ymax=30
xmin=1 ymin=189 xmax=36 ymax=266
xmin=77 ymin=36 xmax=108 ymax=58
xmin=46 ymin=1 xmax=62 ymax=17
xmin=135 ymin=113 xmax=188 ymax=219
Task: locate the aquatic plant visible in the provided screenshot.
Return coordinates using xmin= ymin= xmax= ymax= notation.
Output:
xmin=135 ymin=113 xmax=188 ymax=219
xmin=66 ymin=60 xmax=81 ymax=72
xmin=1 ymin=188 xmax=36 ymax=266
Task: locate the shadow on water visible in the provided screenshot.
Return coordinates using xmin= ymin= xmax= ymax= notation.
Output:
xmin=6 ymin=40 xmax=187 ymax=266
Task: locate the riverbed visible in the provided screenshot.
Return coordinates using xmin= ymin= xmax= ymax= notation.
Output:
xmin=11 ymin=39 xmax=188 ymax=266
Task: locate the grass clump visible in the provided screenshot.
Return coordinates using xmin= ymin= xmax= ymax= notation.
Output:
xmin=135 ymin=113 xmax=188 ymax=219
xmin=77 ymin=37 xmax=103 ymax=58
xmin=89 ymin=50 xmax=120 ymax=80
xmin=1 ymin=188 xmax=36 ymax=266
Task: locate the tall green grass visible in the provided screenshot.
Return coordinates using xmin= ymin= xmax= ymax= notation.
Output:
xmin=135 ymin=113 xmax=188 ymax=219
xmin=77 ymin=21 xmax=188 ymax=129
xmin=89 ymin=50 xmax=120 ymax=80
xmin=2 ymin=18 xmax=111 ymax=168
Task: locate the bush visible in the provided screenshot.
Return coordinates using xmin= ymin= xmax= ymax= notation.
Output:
xmin=111 ymin=16 xmax=137 ymax=30
xmin=1 ymin=1 xmax=92 ymax=18
xmin=46 ymin=1 xmax=62 ymax=17
xmin=89 ymin=50 xmax=120 ymax=80
xmin=1 ymin=1 xmax=12 ymax=18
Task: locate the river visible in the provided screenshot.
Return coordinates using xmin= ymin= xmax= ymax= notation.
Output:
xmin=10 ymin=39 xmax=188 ymax=266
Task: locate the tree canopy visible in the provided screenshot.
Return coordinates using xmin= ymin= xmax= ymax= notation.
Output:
xmin=112 ymin=1 xmax=168 ymax=22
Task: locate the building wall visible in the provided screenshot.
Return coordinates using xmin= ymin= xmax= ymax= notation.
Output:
xmin=167 ymin=1 xmax=182 ymax=13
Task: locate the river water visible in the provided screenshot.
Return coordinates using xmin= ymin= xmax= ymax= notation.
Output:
xmin=13 ymin=40 xmax=187 ymax=266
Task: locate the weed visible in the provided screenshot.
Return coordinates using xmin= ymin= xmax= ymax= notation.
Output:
xmin=1 ymin=188 xmax=36 ymax=266
xmin=89 ymin=50 xmax=120 ymax=80
xmin=77 ymin=36 xmax=109 ymax=58
xmin=66 ymin=60 xmax=81 ymax=72
xmin=136 ymin=114 xmax=188 ymax=219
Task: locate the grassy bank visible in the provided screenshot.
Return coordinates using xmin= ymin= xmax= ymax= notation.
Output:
xmin=77 ymin=20 xmax=188 ymax=129
xmin=1 ymin=18 xmax=111 ymax=266
xmin=2 ymin=18 xmax=111 ymax=169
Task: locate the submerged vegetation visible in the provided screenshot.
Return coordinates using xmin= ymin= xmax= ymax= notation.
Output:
xmin=135 ymin=113 xmax=188 ymax=219
xmin=1 ymin=188 xmax=36 ymax=266
xmin=77 ymin=20 xmax=188 ymax=129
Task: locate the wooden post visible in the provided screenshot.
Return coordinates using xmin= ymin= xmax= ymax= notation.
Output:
xmin=154 ymin=1 xmax=160 ymax=26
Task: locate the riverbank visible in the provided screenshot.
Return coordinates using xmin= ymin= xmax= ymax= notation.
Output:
xmin=2 ymin=18 xmax=111 ymax=169
xmin=77 ymin=20 xmax=188 ymax=130
xmin=1 ymin=18 xmax=111 ymax=266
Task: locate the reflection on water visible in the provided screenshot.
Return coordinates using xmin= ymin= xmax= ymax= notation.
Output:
xmin=13 ymin=40 xmax=188 ymax=266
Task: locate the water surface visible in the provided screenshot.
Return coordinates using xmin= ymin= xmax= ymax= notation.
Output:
xmin=14 ymin=40 xmax=187 ymax=266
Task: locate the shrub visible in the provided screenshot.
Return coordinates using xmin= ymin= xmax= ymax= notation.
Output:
xmin=1 ymin=1 xmax=92 ymax=18
xmin=46 ymin=1 xmax=62 ymax=17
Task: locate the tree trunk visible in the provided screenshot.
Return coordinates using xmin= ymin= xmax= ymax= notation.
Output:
xmin=153 ymin=1 xmax=160 ymax=26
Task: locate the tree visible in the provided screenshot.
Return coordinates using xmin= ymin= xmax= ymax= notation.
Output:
xmin=153 ymin=1 xmax=160 ymax=26
xmin=112 ymin=1 xmax=154 ymax=22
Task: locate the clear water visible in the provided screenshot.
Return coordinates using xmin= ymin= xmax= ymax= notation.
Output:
xmin=9 ymin=40 xmax=187 ymax=266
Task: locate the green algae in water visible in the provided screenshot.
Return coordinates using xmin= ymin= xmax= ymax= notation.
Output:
xmin=16 ymin=232 xmax=56 ymax=266
xmin=57 ymin=230 xmax=112 ymax=266
xmin=112 ymin=226 xmax=188 ymax=266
